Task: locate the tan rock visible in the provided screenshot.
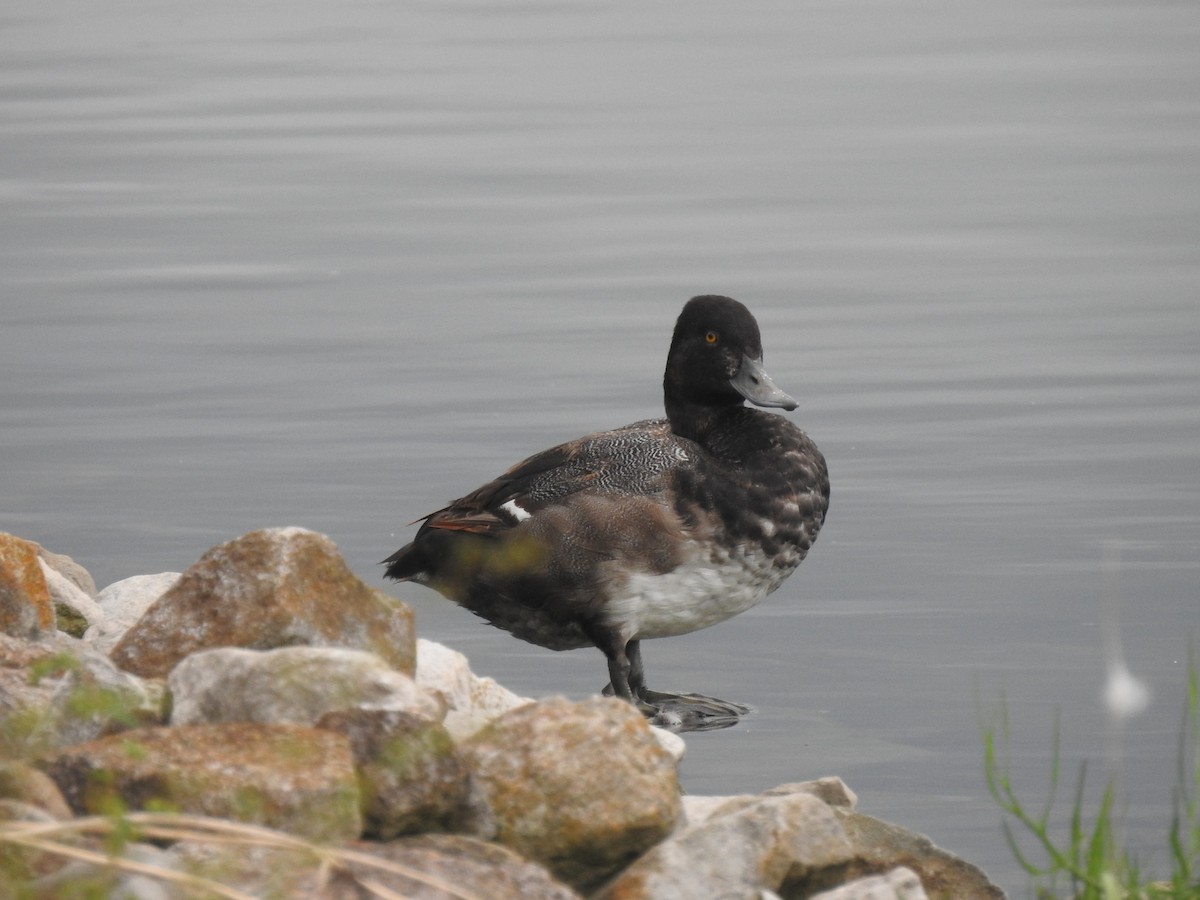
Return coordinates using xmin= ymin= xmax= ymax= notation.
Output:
xmin=84 ymin=572 xmax=180 ymax=653
xmin=317 ymin=707 xmax=471 ymax=838
xmin=344 ymin=834 xmax=584 ymax=900
xmin=463 ymin=696 xmax=681 ymax=891
xmin=109 ymin=528 xmax=415 ymax=678
xmin=597 ymin=791 xmax=855 ymax=900
xmin=0 ymin=533 xmax=54 ymax=638
xmin=38 ymin=722 xmax=362 ymax=842
xmin=833 ymin=809 xmax=1005 ymax=900
xmin=0 ymin=761 xmax=73 ymax=821
xmin=171 ymin=832 xmax=583 ymax=899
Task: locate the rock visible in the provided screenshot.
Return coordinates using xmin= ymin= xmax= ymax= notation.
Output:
xmin=681 ymin=777 xmax=859 ymax=835
xmin=811 ymin=866 xmax=928 ymax=900
xmin=764 ymin=776 xmax=859 ymax=810
xmin=85 ymin=572 xmax=180 ymax=653
xmin=0 ymin=799 xmax=79 ymax=884
xmin=0 ymin=761 xmax=74 ymax=821
xmin=27 ymin=841 xmax=181 ymax=900
xmin=168 ymin=645 xmax=442 ymax=727
xmin=646 ymin=725 xmax=687 ymax=763
xmin=169 ymin=832 xmax=582 ymax=899
xmin=38 ymin=722 xmax=362 ymax=843
xmin=0 ymin=533 xmax=54 ymax=638
xmin=681 ymin=778 xmax=858 ymax=831
xmin=1 ymin=632 xmax=60 ymax=757
xmin=462 ymin=696 xmax=682 ymax=891
xmin=109 ymin=528 xmax=415 ymax=678
xmin=38 ymin=560 xmax=104 ymax=638
xmin=343 ymin=834 xmax=584 ymax=899
xmin=0 ymin=632 xmax=165 ymax=758
xmin=32 ymin=543 xmax=97 ymax=598
xmin=414 ymin=638 xmax=532 ymax=740
xmin=833 ymin=809 xmax=1005 ymax=900
xmin=46 ymin=639 xmax=166 ymax=748
xmin=164 ymin=842 xmax=327 ymax=899
xmin=596 ymin=791 xmax=855 ymax=900
xmin=316 ymin=708 xmax=471 ymax=838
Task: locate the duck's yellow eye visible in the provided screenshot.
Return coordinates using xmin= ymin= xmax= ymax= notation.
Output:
xmin=705 ymin=330 xmax=719 ymax=344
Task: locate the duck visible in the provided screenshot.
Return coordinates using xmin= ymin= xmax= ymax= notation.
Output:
xmin=383 ymin=295 xmax=829 ymax=730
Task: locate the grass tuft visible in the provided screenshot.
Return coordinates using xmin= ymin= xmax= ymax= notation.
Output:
xmin=982 ymin=646 xmax=1199 ymax=899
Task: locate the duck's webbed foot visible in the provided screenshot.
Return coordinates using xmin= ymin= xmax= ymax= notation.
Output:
xmin=601 ymin=682 xmax=751 ymax=731
xmin=601 ymin=640 xmax=751 ymax=732
xmin=642 ymin=688 xmax=751 ymax=732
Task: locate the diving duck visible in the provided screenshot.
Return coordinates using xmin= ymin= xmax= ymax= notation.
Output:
xmin=384 ymin=295 xmax=829 ymax=730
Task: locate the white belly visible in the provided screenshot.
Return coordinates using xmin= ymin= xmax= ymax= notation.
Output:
xmin=604 ymin=545 xmax=793 ymax=641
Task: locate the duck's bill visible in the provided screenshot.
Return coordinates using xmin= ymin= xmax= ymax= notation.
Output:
xmin=731 ymin=354 xmax=798 ymax=411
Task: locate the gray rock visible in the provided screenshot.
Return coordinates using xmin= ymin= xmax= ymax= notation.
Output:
xmin=32 ymin=543 xmax=97 ymax=598
xmin=811 ymin=866 xmax=928 ymax=900
xmin=414 ymin=638 xmax=532 ymax=740
xmin=0 ymin=632 xmax=165 ymax=757
xmin=39 ymin=559 xmax=103 ymax=638
xmin=764 ymin=776 xmax=858 ymax=810
xmin=46 ymin=638 xmax=167 ymax=748
xmin=596 ymin=791 xmax=855 ymax=900
xmin=463 ymin=696 xmax=682 ymax=892
xmin=29 ymin=842 xmax=182 ymax=900
xmin=168 ymin=645 xmax=442 ymax=727
xmin=85 ymin=572 xmax=180 ymax=653
xmin=681 ymin=778 xmax=858 ymax=832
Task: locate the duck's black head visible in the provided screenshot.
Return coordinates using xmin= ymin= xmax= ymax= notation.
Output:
xmin=663 ymin=295 xmax=797 ymax=440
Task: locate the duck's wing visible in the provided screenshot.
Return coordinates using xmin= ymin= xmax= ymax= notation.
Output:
xmin=419 ymin=418 xmax=683 ymax=536
xmin=382 ymin=419 xmax=685 ymax=582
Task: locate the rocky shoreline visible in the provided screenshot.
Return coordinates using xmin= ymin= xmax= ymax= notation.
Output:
xmin=1 ymin=527 xmax=1005 ymax=898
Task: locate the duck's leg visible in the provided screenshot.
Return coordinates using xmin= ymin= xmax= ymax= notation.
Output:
xmin=625 ymin=639 xmax=647 ymax=695
xmin=608 ymin=640 xmax=751 ymax=732
xmin=602 ymin=640 xmax=658 ymax=715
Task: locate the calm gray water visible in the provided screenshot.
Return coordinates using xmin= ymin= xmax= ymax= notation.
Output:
xmin=4 ymin=0 xmax=1198 ymax=892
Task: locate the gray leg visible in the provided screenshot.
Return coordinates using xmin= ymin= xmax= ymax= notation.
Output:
xmin=601 ymin=638 xmax=751 ymax=732
xmin=626 ymin=640 xmax=646 ymax=695
xmin=604 ymin=647 xmax=635 ymax=702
